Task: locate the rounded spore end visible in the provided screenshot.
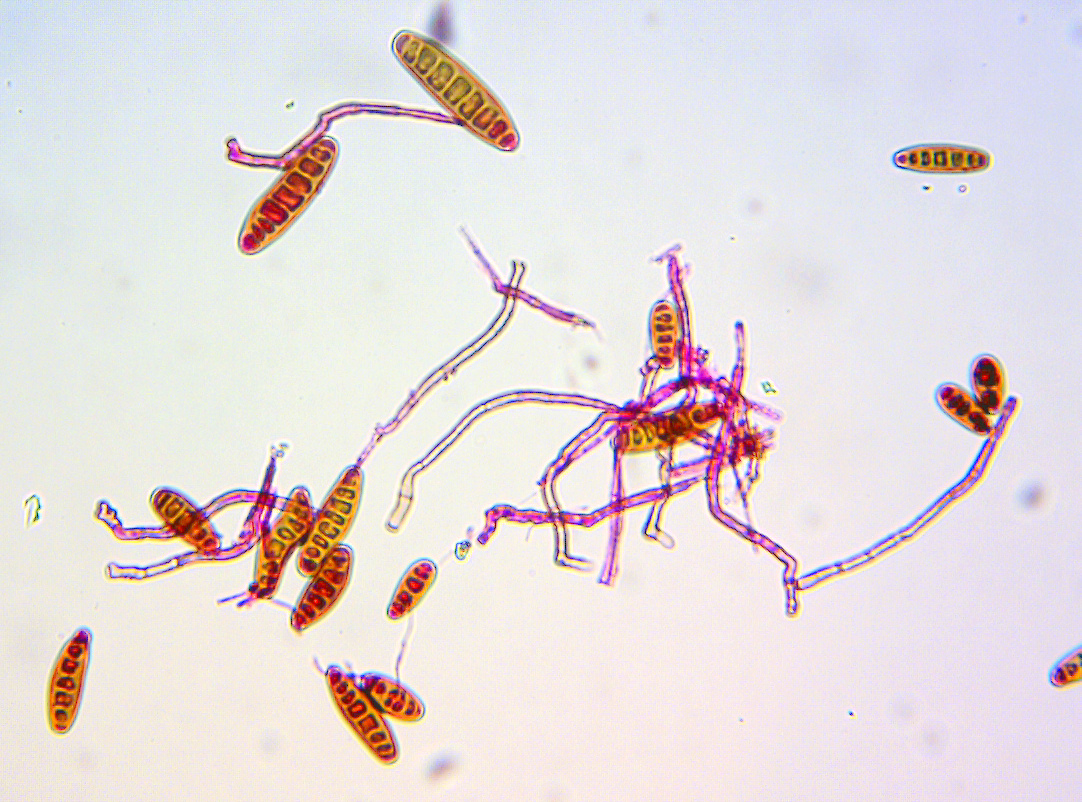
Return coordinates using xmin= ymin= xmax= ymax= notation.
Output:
xmin=1049 ymin=649 xmax=1082 ymax=687
xmin=392 ymin=30 xmax=412 ymax=55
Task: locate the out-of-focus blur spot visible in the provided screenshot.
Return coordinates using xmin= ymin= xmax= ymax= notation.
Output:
xmin=427 ymin=2 xmax=454 ymax=46
xmin=260 ymin=728 xmax=279 ymax=756
xmin=563 ymin=334 xmax=611 ymax=392
xmin=426 ymin=750 xmax=459 ymax=783
xmin=1015 ymin=477 xmax=1054 ymax=516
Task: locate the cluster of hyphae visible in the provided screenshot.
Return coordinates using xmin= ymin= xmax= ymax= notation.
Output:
xmin=93 ymin=234 xmax=1018 ymax=753
xmin=94 ymin=228 xmax=594 ymax=759
xmin=383 ymin=246 xmax=1017 ymax=619
xmin=83 ymin=29 xmax=1022 ymax=760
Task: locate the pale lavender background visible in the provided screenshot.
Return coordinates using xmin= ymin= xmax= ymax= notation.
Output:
xmin=1 ymin=2 xmax=1077 ymax=799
